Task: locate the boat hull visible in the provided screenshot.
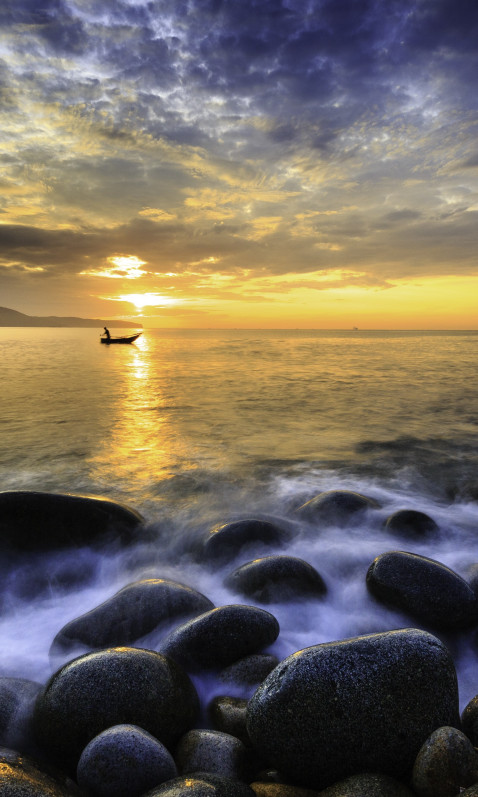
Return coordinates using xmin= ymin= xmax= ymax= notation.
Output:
xmin=101 ymin=333 xmax=142 ymax=344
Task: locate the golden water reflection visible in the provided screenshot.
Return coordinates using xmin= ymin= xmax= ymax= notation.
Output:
xmin=88 ymin=333 xmax=192 ymax=506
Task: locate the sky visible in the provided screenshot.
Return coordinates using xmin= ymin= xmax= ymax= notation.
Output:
xmin=0 ymin=0 xmax=477 ymax=328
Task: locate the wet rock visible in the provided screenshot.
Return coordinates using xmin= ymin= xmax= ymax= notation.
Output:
xmin=250 ymin=785 xmax=317 ymax=797
xmin=160 ymin=605 xmax=280 ymax=671
xmin=0 ymin=491 xmax=143 ymax=550
xmin=0 ymin=677 xmax=42 ymax=754
xmin=246 ymin=628 xmax=460 ymax=790
xmin=411 ymin=725 xmax=478 ymax=797
xmin=366 ymin=550 xmax=478 ymax=630
xmin=461 ymin=694 xmax=478 ymax=745
xmin=0 ymin=747 xmax=81 ymax=796
xmin=76 ymin=723 xmax=177 ymax=797
xmin=175 ymin=729 xmax=248 ymax=780
xmin=465 ymin=564 xmax=478 ymax=597
xmin=385 ymin=509 xmax=438 ymax=537
xmin=319 ymin=772 xmax=415 ymax=796
xmin=209 ymin=696 xmax=250 ymax=745
xmin=50 ymin=578 xmax=214 ymax=656
xmin=225 ymin=556 xmax=326 ymax=603
xmin=295 ymin=490 xmax=380 ymax=525
xmin=219 ymin=654 xmax=280 ymax=687
xmin=202 ymin=519 xmax=292 ymax=563
xmin=33 ymin=647 xmax=199 ymax=774
xmin=460 ymin=787 xmax=478 ymax=797
xmin=143 ymin=773 xmax=256 ymax=797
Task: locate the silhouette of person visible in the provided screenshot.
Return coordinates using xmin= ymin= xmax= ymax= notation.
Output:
xmin=103 ymin=326 xmax=111 ymax=340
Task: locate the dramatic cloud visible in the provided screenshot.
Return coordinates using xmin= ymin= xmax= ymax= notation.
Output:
xmin=0 ymin=0 xmax=477 ymax=325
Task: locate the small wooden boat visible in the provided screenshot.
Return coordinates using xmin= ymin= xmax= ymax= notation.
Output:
xmin=100 ymin=332 xmax=142 ymax=344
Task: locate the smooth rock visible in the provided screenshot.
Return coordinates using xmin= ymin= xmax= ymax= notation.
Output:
xmin=246 ymin=628 xmax=460 ymax=789
xmin=209 ymin=697 xmax=249 ymax=745
xmin=225 ymin=556 xmax=326 ymax=603
xmin=0 ymin=491 xmax=143 ymax=550
xmin=202 ymin=519 xmax=292 ymax=563
xmin=160 ymin=605 xmax=280 ymax=671
xmin=175 ymin=729 xmax=248 ymax=780
xmin=411 ymin=725 xmax=478 ymax=797
xmin=461 ymin=695 xmax=478 ymax=745
xmin=33 ymin=647 xmax=198 ymax=773
xmin=319 ymin=772 xmax=415 ymax=796
xmin=250 ymin=785 xmax=317 ymax=797
xmin=295 ymin=490 xmax=380 ymax=525
xmin=366 ymin=550 xmax=478 ymax=630
xmin=385 ymin=509 xmax=438 ymax=537
xmin=143 ymin=773 xmax=256 ymax=797
xmin=50 ymin=578 xmax=214 ymax=655
xmin=219 ymin=654 xmax=280 ymax=686
xmin=0 ymin=747 xmax=81 ymax=796
xmin=0 ymin=677 xmax=42 ymax=754
xmin=77 ymin=723 xmax=177 ymax=797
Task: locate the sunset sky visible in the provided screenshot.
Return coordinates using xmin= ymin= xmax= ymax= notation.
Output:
xmin=1 ymin=0 xmax=477 ymax=328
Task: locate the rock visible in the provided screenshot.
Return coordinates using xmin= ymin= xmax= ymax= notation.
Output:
xmin=246 ymin=628 xmax=460 ymax=789
xmin=366 ymin=550 xmax=478 ymax=630
xmin=0 ymin=747 xmax=81 ymax=796
xmin=295 ymin=490 xmax=380 ymax=525
xmin=385 ymin=509 xmax=438 ymax=537
xmin=76 ymin=723 xmax=177 ymax=797
xmin=460 ymin=788 xmax=478 ymax=797
xmin=143 ymin=773 xmax=256 ymax=797
xmin=465 ymin=564 xmax=478 ymax=597
xmin=160 ymin=605 xmax=280 ymax=671
xmin=0 ymin=677 xmax=42 ymax=754
xmin=250 ymin=785 xmax=317 ymax=797
xmin=175 ymin=729 xmax=248 ymax=780
xmin=219 ymin=655 xmax=280 ymax=687
xmin=0 ymin=491 xmax=143 ymax=550
xmin=33 ymin=647 xmax=199 ymax=774
xmin=461 ymin=695 xmax=478 ymax=745
xmin=209 ymin=697 xmax=250 ymax=745
xmin=225 ymin=556 xmax=326 ymax=603
xmin=50 ymin=578 xmax=214 ymax=656
xmin=318 ymin=772 xmax=415 ymax=796
xmin=411 ymin=725 xmax=478 ymax=797
xmin=202 ymin=519 xmax=292 ymax=563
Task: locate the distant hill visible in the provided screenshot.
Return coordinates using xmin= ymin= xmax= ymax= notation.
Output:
xmin=0 ymin=307 xmax=142 ymax=328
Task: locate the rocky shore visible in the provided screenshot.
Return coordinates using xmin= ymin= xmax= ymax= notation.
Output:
xmin=2 ymin=489 xmax=478 ymax=796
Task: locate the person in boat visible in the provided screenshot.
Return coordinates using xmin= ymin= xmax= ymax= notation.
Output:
xmin=103 ymin=326 xmax=111 ymax=340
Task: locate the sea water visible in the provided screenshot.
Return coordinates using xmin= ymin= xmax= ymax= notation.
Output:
xmin=1 ymin=327 xmax=478 ymax=708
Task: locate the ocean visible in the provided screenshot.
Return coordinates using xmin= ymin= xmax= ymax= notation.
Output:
xmin=1 ymin=327 xmax=478 ymax=708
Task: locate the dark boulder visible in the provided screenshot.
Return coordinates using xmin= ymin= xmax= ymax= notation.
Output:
xmin=385 ymin=509 xmax=438 ymax=538
xmin=0 ymin=677 xmax=42 ymax=754
xmin=366 ymin=551 xmax=478 ymax=630
xmin=318 ymin=772 xmax=415 ymax=796
xmin=0 ymin=491 xmax=143 ymax=550
xmin=50 ymin=578 xmax=214 ymax=656
xmin=76 ymin=723 xmax=177 ymax=797
xmin=175 ymin=729 xmax=248 ymax=780
xmin=295 ymin=490 xmax=380 ymax=525
xmin=159 ymin=605 xmax=280 ymax=671
xmin=461 ymin=694 xmax=478 ymax=745
xmin=411 ymin=725 xmax=478 ymax=797
xmin=246 ymin=628 xmax=459 ymax=789
xmin=219 ymin=654 xmax=280 ymax=687
xmin=33 ymin=647 xmax=199 ymax=774
xmin=209 ymin=697 xmax=250 ymax=745
xmin=202 ymin=519 xmax=292 ymax=563
xmin=225 ymin=556 xmax=326 ymax=603
xmin=0 ymin=747 xmax=81 ymax=796
xmin=142 ymin=774 xmax=256 ymax=797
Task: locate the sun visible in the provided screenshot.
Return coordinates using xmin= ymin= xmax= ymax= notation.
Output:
xmin=119 ymin=293 xmax=177 ymax=310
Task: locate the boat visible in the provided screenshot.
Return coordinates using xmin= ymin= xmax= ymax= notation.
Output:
xmin=100 ymin=332 xmax=142 ymax=344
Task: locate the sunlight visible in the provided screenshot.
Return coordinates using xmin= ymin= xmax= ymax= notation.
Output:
xmin=118 ymin=292 xmax=177 ymax=310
